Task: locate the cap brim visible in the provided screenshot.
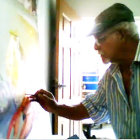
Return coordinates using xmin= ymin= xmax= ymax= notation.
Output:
xmin=87 ymin=23 xmax=104 ymax=36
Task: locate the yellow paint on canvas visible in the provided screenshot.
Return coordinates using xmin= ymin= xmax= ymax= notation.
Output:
xmin=6 ymin=13 xmax=39 ymax=94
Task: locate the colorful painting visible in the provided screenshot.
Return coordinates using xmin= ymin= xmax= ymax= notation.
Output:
xmin=0 ymin=1 xmax=39 ymax=138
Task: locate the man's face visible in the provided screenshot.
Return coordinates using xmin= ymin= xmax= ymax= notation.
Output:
xmin=94 ymin=31 xmax=125 ymax=64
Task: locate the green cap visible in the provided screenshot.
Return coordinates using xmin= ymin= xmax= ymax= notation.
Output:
xmin=89 ymin=3 xmax=135 ymax=37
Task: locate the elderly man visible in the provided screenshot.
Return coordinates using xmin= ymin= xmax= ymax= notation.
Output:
xmin=30 ymin=3 xmax=140 ymax=139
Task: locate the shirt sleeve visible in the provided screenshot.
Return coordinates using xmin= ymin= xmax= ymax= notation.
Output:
xmin=82 ymin=75 xmax=110 ymax=124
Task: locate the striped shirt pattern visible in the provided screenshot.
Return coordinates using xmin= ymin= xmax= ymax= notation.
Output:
xmin=82 ymin=41 xmax=140 ymax=138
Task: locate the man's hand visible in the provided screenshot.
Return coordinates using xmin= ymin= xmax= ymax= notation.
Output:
xmin=30 ymin=89 xmax=57 ymax=113
xmin=29 ymin=89 xmax=89 ymax=120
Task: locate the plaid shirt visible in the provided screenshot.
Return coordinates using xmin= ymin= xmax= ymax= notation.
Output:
xmin=82 ymin=41 xmax=140 ymax=138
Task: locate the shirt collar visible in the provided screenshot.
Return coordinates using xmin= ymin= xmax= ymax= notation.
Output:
xmin=108 ymin=63 xmax=119 ymax=76
xmin=134 ymin=40 xmax=140 ymax=62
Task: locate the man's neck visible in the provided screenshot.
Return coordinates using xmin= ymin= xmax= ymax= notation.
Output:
xmin=118 ymin=39 xmax=138 ymax=69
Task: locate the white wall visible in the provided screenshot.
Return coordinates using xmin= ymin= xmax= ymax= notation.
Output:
xmin=37 ymin=0 xmax=50 ymax=90
xmin=65 ymin=0 xmax=140 ymax=18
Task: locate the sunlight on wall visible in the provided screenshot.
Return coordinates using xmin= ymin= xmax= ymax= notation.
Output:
xmin=136 ymin=20 xmax=140 ymax=36
xmin=76 ymin=18 xmax=110 ymax=79
xmin=77 ymin=17 xmax=95 ymax=37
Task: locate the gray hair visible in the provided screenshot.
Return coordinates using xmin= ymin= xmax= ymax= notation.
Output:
xmin=106 ymin=22 xmax=139 ymax=40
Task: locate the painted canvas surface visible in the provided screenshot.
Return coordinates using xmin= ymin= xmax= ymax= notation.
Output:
xmin=0 ymin=1 xmax=39 ymax=138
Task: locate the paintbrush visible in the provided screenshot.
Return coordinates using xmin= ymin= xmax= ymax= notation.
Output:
xmin=25 ymin=93 xmax=33 ymax=95
xmin=25 ymin=94 xmax=37 ymax=101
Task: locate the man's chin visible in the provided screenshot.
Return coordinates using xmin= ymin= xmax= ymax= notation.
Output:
xmin=101 ymin=57 xmax=110 ymax=64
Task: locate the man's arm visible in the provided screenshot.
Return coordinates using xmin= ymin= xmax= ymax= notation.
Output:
xmin=55 ymin=103 xmax=89 ymax=120
xmin=30 ymin=89 xmax=89 ymax=120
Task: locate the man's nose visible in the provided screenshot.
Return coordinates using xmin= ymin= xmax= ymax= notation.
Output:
xmin=94 ymin=43 xmax=100 ymax=50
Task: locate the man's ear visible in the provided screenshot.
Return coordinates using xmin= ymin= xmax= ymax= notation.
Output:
xmin=116 ymin=29 xmax=126 ymax=41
